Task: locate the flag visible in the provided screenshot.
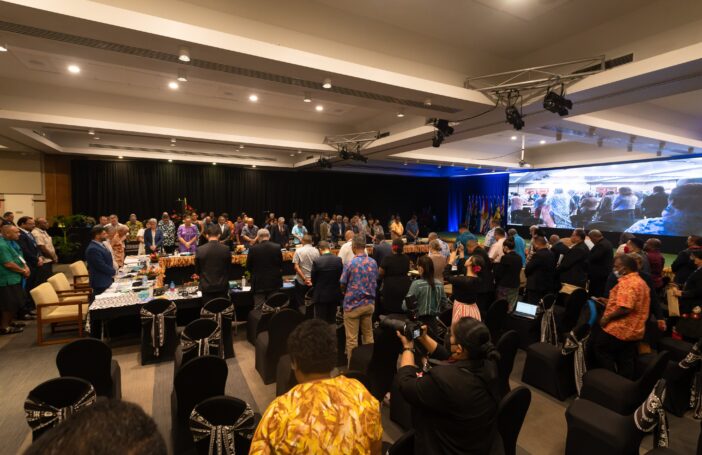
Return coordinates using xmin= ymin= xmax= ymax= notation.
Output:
xmin=480 ymin=197 xmax=489 ymax=233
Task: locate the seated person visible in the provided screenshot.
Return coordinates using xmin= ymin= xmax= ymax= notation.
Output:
xmin=251 ymin=319 xmax=383 ymax=454
xmin=395 ymin=317 xmax=503 ymax=455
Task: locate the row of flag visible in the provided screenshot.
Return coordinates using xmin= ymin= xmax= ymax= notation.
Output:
xmin=465 ymin=194 xmax=507 ymax=234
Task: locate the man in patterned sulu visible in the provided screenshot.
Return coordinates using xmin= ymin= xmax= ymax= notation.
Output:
xmin=250 ymin=319 xmax=383 ymax=454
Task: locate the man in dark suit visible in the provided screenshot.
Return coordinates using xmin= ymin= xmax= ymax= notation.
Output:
xmin=310 ymin=241 xmax=344 ymax=323
xmin=493 ymin=238 xmax=523 ymax=311
xmin=216 ymin=215 xmax=231 ymax=245
xmin=330 ymin=215 xmax=346 ymax=244
xmin=85 ymin=226 xmax=115 ymax=296
xmin=553 ymin=229 xmax=590 ymax=288
xmin=674 ymin=250 xmax=702 ymax=314
xmin=587 ymin=229 xmax=614 ymax=297
xmin=246 ymin=229 xmax=283 ymax=310
xmin=195 ymin=224 xmax=232 ymax=303
xmin=524 ymin=235 xmax=556 ymax=304
xmin=17 ymin=217 xmax=47 ymax=316
xmin=269 ymin=217 xmax=290 ymax=248
xmin=371 ymin=239 xmax=392 ymax=268
xmin=672 ymin=235 xmax=702 ymax=286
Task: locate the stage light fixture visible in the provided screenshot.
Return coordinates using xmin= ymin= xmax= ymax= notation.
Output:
xmin=627 ymin=144 xmax=633 ymax=152
xmin=322 ymin=78 xmax=332 ymax=89
xmin=290 ymin=153 xmax=295 ymax=157
xmin=177 ymin=69 xmax=188 ymax=82
xmin=437 ymin=164 xmax=442 ymax=169
xmin=403 ymin=161 xmax=408 ymax=166
xmin=212 ymin=162 xmax=217 ymax=165
xmin=505 ymin=105 xmax=524 ymax=130
xmin=318 ymin=157 xmax=333 ymax=169
xmin=656 ymin=150 xmax=662 ymax=157
xmin=431 ymin=118 xmax=454 ymax=147
xmin=543 ymin=87 xmax=573 ymax=116
xmin=93 ymin=135 xmax=100 ymax=140
xmin=339 ymin=145 xmax=351 ymax=160
xmin=303 ymin=93 xmax=312 ymax=103
xmin=179 ymin=46 xmax=191 ymax=62
xmin=297 ymin=150 xmax=302 ymax=154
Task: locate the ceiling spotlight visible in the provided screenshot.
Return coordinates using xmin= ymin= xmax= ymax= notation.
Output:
xmin=88 ymin=129 xmax=95 ymax=135
xmin=168 ymin=159 xmax=173 ymax=163
xmin=67 ymin=64 xmax=81 ymax=74
xmin=432 ymin=118 xmax=454 ymax=147
xmin=178 ymin=46 xmax=191 ymax=62
xmin=177 ymin=69 xmax=188 ymax=82
xmin=248 ymin=94 xmax=258 ymax=102
xmin=543 ymin=86 xmax=573 ymax=116
xmin=170 ymin=143 xmax=176 ymax=147
xmin=587 ymin=126 xmax=597 ymax=137
xmin=396 ymin=110 xmax=405 ymax=118
xmin=403 ymin=161 xmax=408 ymax=166
xmin=252 ymin=165 xmax=257 ymax=168
xmin=212 ymin=162 xmax=217 ymax=165
xmin=539 ymin=140 xmax=546 ymax=145
xmin=297 ymin=150 xmax=302 ymax=154
xmin=118 ymin=155 xmax=123 ymax=159
xmin=168 ymin=81 xmax=179 ymax=90
xmin=424 ymin=98 xmax=432 ymax=107
xmin=315 ymin=105 xmax=324 ymax=112
xmin=437 ymin=164 xmax=442 ymax=169
xmin=93 ymin=135 xmax=100 ymax=140
xmin=171 ymin=138 xmax=176 ymax=143
xmin=505 ymin=105 xmax=524 ymax=130
xmin=510 ymin=136 xmax=517 ymax=141
xmin=464 ymin=166 xmax=468 ymax=171
xmin=290 ymin=153 xmax=295 ymax=157
xmin=303 ymin=93 xmax=312 ymax=103
xmin=0 ymin=44 xmax=7 ymax=52
xmin=322 ymin=78 xmax=332 ymax=89
xmin=239 ymin=144 xmax=245 ymax=149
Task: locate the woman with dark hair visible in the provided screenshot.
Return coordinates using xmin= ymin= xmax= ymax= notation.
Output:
xmin=396 ymin=317 xmax=503 ymax=454
xmin=448 ymin=254 xmax=484 ymax=323
xmin=379 ymin=238 xmax=411 ymax=315
xmin=404 ymin=255 xmax=450 ymax=336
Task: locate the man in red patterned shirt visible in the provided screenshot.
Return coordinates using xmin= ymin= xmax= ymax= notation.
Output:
xmin=594 ymin=254 xmax=650 ymax=379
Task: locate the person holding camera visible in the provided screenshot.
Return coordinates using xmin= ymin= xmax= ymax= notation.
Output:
xmin=395 ymin=317 xmax=504 ymax=454
xmin=404 ymin=255 xmax=450 ymax=336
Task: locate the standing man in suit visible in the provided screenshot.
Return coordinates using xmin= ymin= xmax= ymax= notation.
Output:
xmin=672 ymin=236 xmax=702 ymax=286
xmin=246 ymin=229 xmax=283 ymax=310
xmin=195 ymin=224 xmax=232 ymax=303
xmin=553 ymin=229 xmax=589 ymax=289
xmin=524 ymin=236 xmax=556 ymax=304
xmin=270 ymin=217 xmax=290 ymax=248
xmin=310 ymin=241 xmax=343 ymax=323
xmin=330 ymin=215 xmax=346 ymax=244
xmin=216 ymin=215 xmax=231 ymax=246
xmin=673 ymin=250 xmax=702 ymax=314
xmin=85 ymin=226 xmax=116 ymax=296
xmin=587 ymin=230 xmax=614 ymax=297
xmin=16 ymin=217 xmax=44 ymax=291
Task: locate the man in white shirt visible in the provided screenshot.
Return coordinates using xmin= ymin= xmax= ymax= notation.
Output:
xmin=293 ymin=234 xmax=320 ymax=308
xmin=338 ymin=230 xmax=356 ymax=266
xmin=32 ymin=217 xmax=58 ymax=264
xmin=428 ymin=232 xmax=450 ymax=259
xmin=488 ymin=227 xmax=506 ymax=263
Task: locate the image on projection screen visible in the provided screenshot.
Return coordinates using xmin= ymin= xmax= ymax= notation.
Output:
xmin=506 ymin=157 xmax=702 ymax=237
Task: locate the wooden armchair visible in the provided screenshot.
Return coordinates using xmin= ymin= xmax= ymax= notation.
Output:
xmin=69 ymin=261 xmax=91 ymax=290
xmin=30 ymin=283 xmax=88 ymax=346
xmin=48 ymin=273 xmax=93 ymax=300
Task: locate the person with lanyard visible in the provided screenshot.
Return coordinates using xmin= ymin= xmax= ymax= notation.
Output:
xmin=395 ymin=317 xmax=504 ymax=455
xmin=405 ymin=214 xmax=420 ymax=244
xmin=404 ymin=255 xmax=450 ymax=337
xmin=0 ymin=224 xmax=30 ymax=334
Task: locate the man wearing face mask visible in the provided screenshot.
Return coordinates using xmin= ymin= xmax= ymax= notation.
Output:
xmin=593 ymin=254 xmax=649 ymax=379
xmin=395 ymin=318 xmax=504 ymax=455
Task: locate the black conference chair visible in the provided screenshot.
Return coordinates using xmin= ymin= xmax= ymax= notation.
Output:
xmin=174 ymin=318 xmax=221 ymax=373
xmin=201 ymin=296 xmax=236 ymax=359
xmin=255 ymin=309 xmax=305 ymax=384
xmin=559 ymin=289 xmax=589 ymax=336
xmin=171 ymin=355 xmax=228 ymax=452
xmin=485 ymin=299 xmax=509 ymax=341
xmin=246 ymin=292 xmax=289 ymax=344
xmin=658 ymin=338 xmax=696 ymax=417
xmin=497 ymin=386 xmax=532 ymax=455
xmin=25 ymin=377 xmax=97 ymax=441
xmin=385 ymin=429 xmax=415 ymax=455
xmin=56 ymin=338 xmax=121 ymax=399
xmin=275 ymin=354 xmax=297 ymax=397
xmin=580 ymin=351 xmax=670 ymax=415
xmin=189 ymin=396 xmax=258 ymax=455
xmin=140 ymin=299 xmax=178 ymax=365
xmin=349 ymin=325 xmax=402 ymax=400
xmin=496 ymin=330 xmax=520 ymax=396
xmin=390 ymin=374 xmax=413 ymax=431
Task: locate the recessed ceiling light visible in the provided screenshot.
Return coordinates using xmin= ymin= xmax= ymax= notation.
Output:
xmin=437 ymin=164 xmax=442 ymax=169
xmin=118 ymin=155 xmax=123 ymax=159
xmin=297 ymin=150 xmax=302 ymax=154
xmin=0 ymin=44 xmax=7 ymax=52
xmin=403 ymin=161 xmax=408 ymax=166
xmin=303 ymin=93 xmax=312 ymax=103
xmin=168 ymin=159 xmax=173 ymax=163
xmin=510 ymin=135 xmax=517 ymax=141
xmin=290 ymin=153 xmax=295 ymax=157
xmin=177 ymin=69 xmax=188 ymax=82
xmin=322 ymin=78 xmax=332 ymax=89
xmin=67 ymin=64 xmax=81 ymax=74
xmin=424 ymin=98 xmax=432 ymax=107
xmin=248 ymin=94 xmax=259 ymax=102
xmin=539 ymin=140 xmax=546 ymax=144
xmin=94 ymin=136 xmax=100 ymax=140
xmin=212 ymin=162 xmax=217 ymax=165
xmin=464 ymin=166 xmax=468 ymax=170
xmin=396 ymin=110 xmax=405 ymax=118
xmin=88 ymin=129 xmax=95 ymax=135
xmin=178 ymin=46 xmax=190 ymax=62
xmin=315 ymin=105 xmax=324 ymax=112
xmin=171 ymin=138 xmax=176 ymax=143
xmin=170 ymin=143 xmax=176 ymax=147
xmin=239 ymin=144 xmax=245 ymax=149
xmin=168 ymin=81 xmax=179 ymax=90
xmin=252 ymin=165 xmax=257 ymax=168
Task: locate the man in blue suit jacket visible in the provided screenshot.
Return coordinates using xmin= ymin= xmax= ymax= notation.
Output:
xmin=85 ymin=226 xmax=116 ymax=295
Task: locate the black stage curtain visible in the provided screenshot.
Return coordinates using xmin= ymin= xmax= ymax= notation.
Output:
xmin=71 ymin=160 xmax=449 ymax=228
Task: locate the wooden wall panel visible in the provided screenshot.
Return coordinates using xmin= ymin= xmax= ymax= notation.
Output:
xmin=44 ymin=155 xmax=72 ymax=220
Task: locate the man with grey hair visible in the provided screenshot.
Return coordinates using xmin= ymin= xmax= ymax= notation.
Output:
xmin=32 ymin=217 xmax=58 ymax=264
xmin=270 ymin=217 xmax=289 ymax=248
xmin=338 ymin=230 xmax=357 ymax=266
xmin=587 ymin=229 xmax=614 ymax=297
xmin=340 ymin=235 xmax=378 ymax=360
xmin=293 ymin=234 xmax=319 ymax=309
xmin=427 ymin=232 xmax=450 ymax=259
xmin=246 ymin=228 xmax=283 ymax=309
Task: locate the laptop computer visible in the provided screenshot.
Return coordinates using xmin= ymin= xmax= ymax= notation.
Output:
xmin=512 ymin=301 xmax=538 ymax=320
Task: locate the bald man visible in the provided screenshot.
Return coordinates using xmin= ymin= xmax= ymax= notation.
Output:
xmin=0 ymin=225 xmax=30 ymax=334
xmin=338 ymin=231 xmax=357 ymax=266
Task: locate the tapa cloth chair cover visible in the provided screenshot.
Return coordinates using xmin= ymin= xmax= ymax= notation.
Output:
xmin=672 ymin=339 xmax=702 ymax=418
xmin=201 ymin=297 xmax=235 ymax=359
xmin=25 ymin=377 xmax=97 ymax=441
xmin=181 ymin=318 xmax=222 ymax=359
xmin=56 ymin=338 xmax=121 ymax=399
xmin=139 ymin=299 xmax=177 ymax=363
xmin=561 ymin=324 xmax=591 ymax=395
xmin=539 ymin=294 xmax=558 ymax=345
xmin=497 ymin=386 xmax=532 ymax=455
xmin=190 ymin=399 xmax=255 ymax=455
xmin=634 ymin=380 xmax=670 ymax=449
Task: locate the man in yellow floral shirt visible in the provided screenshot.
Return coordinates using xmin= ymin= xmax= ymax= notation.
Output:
xmin=250 ymin=319 xmax=382 ymax=454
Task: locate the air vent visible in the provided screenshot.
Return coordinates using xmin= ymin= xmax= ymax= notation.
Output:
xmin=89 ymin=143 xmax=277 ymax=161
xmin=0 ymin=20 xmax=460 ymax=114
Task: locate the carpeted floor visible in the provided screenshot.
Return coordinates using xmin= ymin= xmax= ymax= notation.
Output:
xmin=1 ymin=321 xmax=699 ymax=455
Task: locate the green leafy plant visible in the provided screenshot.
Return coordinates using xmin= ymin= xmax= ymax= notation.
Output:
xmin=54 ymin=214 xmax=90 ymax=228
xmin=53 ymin=234 xmax=81 ymax=260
